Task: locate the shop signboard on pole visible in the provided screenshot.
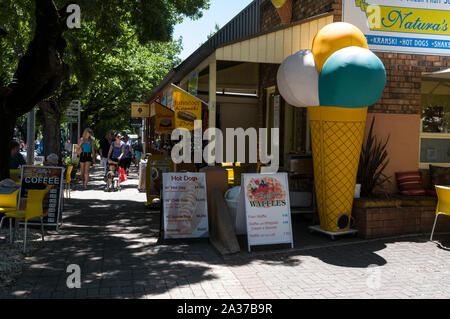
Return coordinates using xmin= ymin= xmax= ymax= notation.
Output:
xmin=171 ymin=84 xmax=202 ymax=131
xmin=162 ymin=172 xmax=209 ymax=239
xmin=131 ymin=102 xmax=150 ymax=118
xmin=18 ymin=165 xmax=64 ymax=229
xmin=151 ymin=102 xmax=175 ymax=134
xmin=238 ymin=173 xmax=294 ymax=252
xmin=343 ymin=0 xmax=450 ymax=56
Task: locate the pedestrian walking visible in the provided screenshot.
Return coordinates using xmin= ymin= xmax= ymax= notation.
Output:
xmin=77 ymin=128 xmax=96 ymax=189
xmin=121 ymin=134 xmax=134 ymax=174
xmin=107 ymin=133 xmax=125 ymax=167
xmin=134 ymin=136 xmax=143 ymax=165
xmin=99 ymin=130 xmax=114 ymax=175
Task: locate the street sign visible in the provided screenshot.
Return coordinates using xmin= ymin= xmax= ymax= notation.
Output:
xmin=130 ymin=118 xmax=143 ymax=128
xmin=70 ymin=100 xmax=81 ymax=108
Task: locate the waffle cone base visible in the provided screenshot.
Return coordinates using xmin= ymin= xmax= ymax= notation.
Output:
xmin=309 ymin=106 xmax=368 ymax=233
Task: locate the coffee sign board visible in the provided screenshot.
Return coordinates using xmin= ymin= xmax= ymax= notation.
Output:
xmin=18 ymin=165 xmax=64 ymax=229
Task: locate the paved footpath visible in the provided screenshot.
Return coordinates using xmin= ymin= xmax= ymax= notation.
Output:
xmin=1 ymin=165 xmax=450 ymax=299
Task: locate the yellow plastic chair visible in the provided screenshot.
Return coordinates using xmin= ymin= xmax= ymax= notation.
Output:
xmin=0 ymin=189 xmax=19 ymax=214
xmin=0 ymin=188 xmax=48 ymax=252
xmin=64 ymin=165 xmax=73 ymax=199
xmin=9 ymin=169 xmax=21 ymax=184
xmin=430 ymin=186 xmax=450 ymax=241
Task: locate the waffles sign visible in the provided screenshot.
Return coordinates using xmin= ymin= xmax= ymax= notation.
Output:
xmin=238 ymin=173 xmax=294 ymax=252
xmin=247 ymin=177 xmax=288 ymax=208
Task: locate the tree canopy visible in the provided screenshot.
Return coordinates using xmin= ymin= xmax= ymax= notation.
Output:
xmin=0 ymin=0 xmax=210 ymax=177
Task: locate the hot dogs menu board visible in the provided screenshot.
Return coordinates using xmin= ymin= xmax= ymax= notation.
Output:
xmin=172 ymin=85 xmax=202 ymax=131
xmin=19 ymin=165 xmax=64 ymax=226
xmin=241 ymin=173 xmax=294 ymax=251
xmin=163 ymin=173 xmax=209 ymax=239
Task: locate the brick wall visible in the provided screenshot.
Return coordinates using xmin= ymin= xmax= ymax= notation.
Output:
xmin=331 ymin=1 xmax=450 ymax=115
xmin=353 ymin=206 xmax=450 ymax=239
xmin=260 ymin=0 xmax=334 ymax=32
xmin=370 ymin=54 xmax=450 ymax=114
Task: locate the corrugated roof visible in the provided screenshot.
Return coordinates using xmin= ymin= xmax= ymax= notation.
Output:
xmin=147 ymin=0 xmax=264 ymax=102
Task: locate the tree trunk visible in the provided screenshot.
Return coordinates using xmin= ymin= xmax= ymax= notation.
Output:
xmin=38 ymin=101 xmax=62 ymax=158
xmin=0 ymin=0 xmax=69 ymax=180
xmin=0 ymin=112 xmax=16 ymax=179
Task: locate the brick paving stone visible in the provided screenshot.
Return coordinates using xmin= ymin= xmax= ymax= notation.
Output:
xmin=1 ymin=165 xmax=450 ymax=299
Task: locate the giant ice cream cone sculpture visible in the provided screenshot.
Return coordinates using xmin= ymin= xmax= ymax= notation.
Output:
xmin=277 ymin=22 xmax=386 ymax=232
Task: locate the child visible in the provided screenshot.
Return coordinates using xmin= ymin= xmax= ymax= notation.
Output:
xmin=104 ymin=161 xmax=120 ymax=192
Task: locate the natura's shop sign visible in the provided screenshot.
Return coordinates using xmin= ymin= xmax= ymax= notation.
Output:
xmin=343 ymin=0 xmax=450 ymax=55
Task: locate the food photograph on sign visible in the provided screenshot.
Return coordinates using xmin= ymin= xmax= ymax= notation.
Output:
xmin=152 ymin=102 xmax=175 ymax=134
xmin=247 ymin=177 xmax=288 ymax=208
xmin=163 ymin=173 xmax=208 ymax=239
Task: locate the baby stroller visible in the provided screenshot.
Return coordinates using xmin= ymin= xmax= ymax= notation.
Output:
xmin=104 ymin=161 xmax=121 ymax=192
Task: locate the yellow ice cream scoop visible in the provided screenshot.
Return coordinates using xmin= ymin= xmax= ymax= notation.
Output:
xmin=312 ymin=22 xmax=369 ymax=73
xmin=270 ymin=0 xmax=288 ymax=8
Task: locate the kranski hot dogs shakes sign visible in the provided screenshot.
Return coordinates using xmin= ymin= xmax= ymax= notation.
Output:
xmin=343 ymin=0 xmax=450 ymax=55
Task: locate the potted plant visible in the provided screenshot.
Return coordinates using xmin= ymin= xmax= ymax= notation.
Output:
xmin=355 ymin=117 xmax=399 ymax=208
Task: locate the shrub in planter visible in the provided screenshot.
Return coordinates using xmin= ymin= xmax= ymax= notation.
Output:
xmin=357 ymin=117 xmax=391 ymax=197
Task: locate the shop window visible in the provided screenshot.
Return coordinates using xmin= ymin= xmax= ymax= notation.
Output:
xmin=420 ymin=79 xmax=450 ymax=169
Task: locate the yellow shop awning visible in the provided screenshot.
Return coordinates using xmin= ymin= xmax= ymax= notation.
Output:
xmin=215 ymin=14 xmax=333 ymax=64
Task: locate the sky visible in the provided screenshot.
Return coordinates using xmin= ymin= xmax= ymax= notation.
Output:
xmin=173 ymin=0 xmax=254 ymax=61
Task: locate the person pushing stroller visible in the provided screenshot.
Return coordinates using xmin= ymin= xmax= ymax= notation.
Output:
xmin=105 ymin=133 xmax=125 ymax=192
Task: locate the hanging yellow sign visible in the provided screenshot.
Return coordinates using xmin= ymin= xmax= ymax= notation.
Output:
xmin=172 ymin=85 xmax=202 ymax=131
xmin=151 ymin=102 xmax=175 ymax=134
xmin=131 ymin=103 xmax=150 ymax=118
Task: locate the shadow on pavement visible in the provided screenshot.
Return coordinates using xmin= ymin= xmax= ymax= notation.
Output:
xmin=4 ymin=163 xmax=449 ymax=298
